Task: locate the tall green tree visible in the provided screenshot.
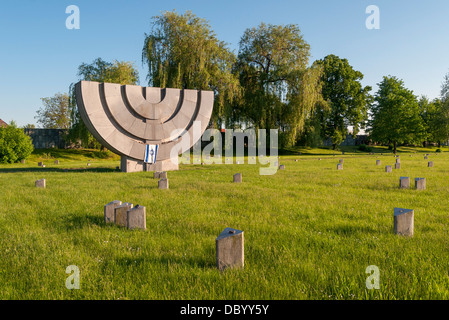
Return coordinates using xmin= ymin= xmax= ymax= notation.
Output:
xmin=68 ymin=58 xmax=139 ymax=148
xmin=236 ymin=22 xmax=324 ymax=147
xmin=441 ymin=71 xmax=449 ymax=102
xmin=314 ymin=55 xmax=372 ymax=149
xmin=35 ymin=93 xmax=71 ymax=129
xmin=142 ymin=10 xmax=240 ymax=128
xmin=0 ymin=121 xmax=34 ymax=163
xmin=429 ymin=98 xmax=449 ymax=147
xmin=369 ymin=76 xmax=427 ymax=154
xmin=418 ymin=95 xmax=442 ymax=147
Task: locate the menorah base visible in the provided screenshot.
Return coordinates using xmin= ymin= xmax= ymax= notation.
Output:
xmin=120 ymin=156 xmax=179 ymax=173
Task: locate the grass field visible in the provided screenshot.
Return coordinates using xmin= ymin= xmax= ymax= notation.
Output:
xmin=1 ymin=146 xmax=449 ymax=300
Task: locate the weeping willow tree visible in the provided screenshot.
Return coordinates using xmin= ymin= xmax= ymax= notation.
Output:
xmin=68 ymin=58 xmax=139 ymax=148
xmin=235 ymin=23 xmax=325 ymax=147
xmin=142 ymin=10 xmax=240 ymax=128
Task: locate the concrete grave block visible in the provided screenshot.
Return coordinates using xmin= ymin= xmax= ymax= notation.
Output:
xmin=424 ymin=156 xmax=428 ymax=160
xmin=42 ymin=165 xmax=46 ymax=168
xmin=415 ymin=178 xmax=426 ymax=190
xmin=35 ymin=179 xmax=46 ymax=188
xmin=127 ymin=205 xmax=146 ymax=230
xmin=38 ymin=162 xmax=43 ymax=167
xmin=21 ymin=160 xmax=25 ymax=164
xmin=87 ymin=163 xmax=91 ymax=166
xmin=279 ymin=165 xmax=285 ymax=170
xmin=399 ymin=177 xmax=410 ymax=189
xmin=158 ymin=178 xmax=169 ymax=189
xmin=337 ymin=164 xmax=343 ymax=170
xmin=394 ymin=208 xmax=414 ymax=237
xmin=114 ymin=203 xmax=133 ymax=227
xmin=376 ymin=160 xmax=381 ymax=166
xmin=104 ymin=200 xmax=122 ymax=224
xmin=216 ymin=227 xmax=244 ymax=271
xmin=395 ymin=163 xmax=401 ymax=169
xmin=396 ymin=159 xmax=401 ymax=164
xmin=233 ymin=173 xmax=242 ymax=183
xmin=385 ymin=166 xmax=392 ymax=172
xmin=159 ymin=171 xmax=167 ymax=179
xmin=428 ymin=161 xmax=434 ymax=167
xmin=54 ymin=160 xmax=59 ymax=165
xmin=153 ymin=172 xmax=161 ymax=179
xmin=339 ymin=159 xmax=344 ymax=164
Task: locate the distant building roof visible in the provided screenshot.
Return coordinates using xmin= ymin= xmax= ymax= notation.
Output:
xmin=0 ymin=119 xmax=8 ymax=128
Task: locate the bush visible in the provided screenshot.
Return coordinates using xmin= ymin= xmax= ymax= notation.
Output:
xmin=358 ymin=144 xmax=372 ymax=152
xmin=436 ymin=149 xmax=442 ymax=153
xmin=0 ymin=122 xmax=34 ymax=163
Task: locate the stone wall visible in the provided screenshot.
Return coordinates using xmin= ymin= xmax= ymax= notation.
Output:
xmin=322 ymin=134 xmax=369 ymax=147
xmin=24 ymin=128 xmax=68 ymax=149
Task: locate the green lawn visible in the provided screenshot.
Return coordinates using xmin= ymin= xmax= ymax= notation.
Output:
xmin=1 ymin=147 xmax=449 ymax=299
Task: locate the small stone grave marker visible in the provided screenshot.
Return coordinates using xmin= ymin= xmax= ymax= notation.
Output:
xmin=233 ymin=173 xmax=242 ymax=183
xmin=104 ymin=200 xmax=122 ymax=224
xmin=159 ymin=171 xmax=167 ymax=179
xmin=216 ymin=227 xmax=244 ymax=271
xmin=399 ymin=177 xmax=410 ymax=189
xmin=35 ymin=179 xmax=46 ymax=188
xmin=415 ymin=178 xmax=426 ymax=190
xmin=127 ymin=205 xmax=146 ymax=230
xmin=114 ymin=203 xmax=133 ymax=227
xmin=158 ymin=179 xmax=169 ymax=189
xmin=394 ymin=208 xmax=414 ymax=237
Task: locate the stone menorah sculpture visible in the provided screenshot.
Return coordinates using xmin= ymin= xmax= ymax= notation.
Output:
xmin=75 ymin=81 xmax=214 ymax=172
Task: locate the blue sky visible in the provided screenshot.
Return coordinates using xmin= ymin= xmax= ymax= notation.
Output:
xmin=1 ymin=0 xmax=448 ymax=127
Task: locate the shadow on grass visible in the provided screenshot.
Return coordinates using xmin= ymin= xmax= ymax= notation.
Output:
xmin=62 ymin=214 xmax=105 ymax=231
xmin=0 ymin=167 xmax=119 ymax=173
xmin=328 ymin=224 xmax=377 ymax=236
xmin=111 ymin=255 xmax=216 ymax=269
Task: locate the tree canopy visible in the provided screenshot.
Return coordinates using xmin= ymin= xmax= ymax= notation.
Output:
xmin=142 ymin=10 xmax=240 ymax=127
xmin=35 ymin=93 xmax=71 ymax=129
xmin=369 ymin=76 xmax=427 ymax=153
xmin=0 ymin=120 xmax=34 ymax=163
xmin=313 ymin=54 xmax=372 ymax=149
xmin=235 ymin=22 xmax=324 ymax=147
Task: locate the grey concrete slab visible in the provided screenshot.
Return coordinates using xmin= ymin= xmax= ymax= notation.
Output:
xmin=399 ymin=177 xmax=410 ymax=189
xmin=104 ymin=200 xmax=122 ymax=224
xmin=127 ymin=205 xmax=146 ymax=230
xmin=415 ymin=178 xmax=426 ymax=190
xmin=216 ymin=227 xmax=244 ymax=271
xmin=115 ymin=203 xmax=133 ymax=227
xmin=394 ymin=208 xmax=414 ymax=236
xmin=35 ymin=179 xmax=46 ymax=188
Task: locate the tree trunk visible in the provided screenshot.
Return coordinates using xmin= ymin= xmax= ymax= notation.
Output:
xmin=438 ymin=141 xmax=441 ymax=148
xmin=393 ymin=141 xmax=397 ymax=154
xmin=423 ymin=141 xmax=427 ymax=148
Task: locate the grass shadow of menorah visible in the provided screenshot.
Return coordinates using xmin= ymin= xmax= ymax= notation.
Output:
xmin=0 ymin=167 xmax=118 ymax=174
